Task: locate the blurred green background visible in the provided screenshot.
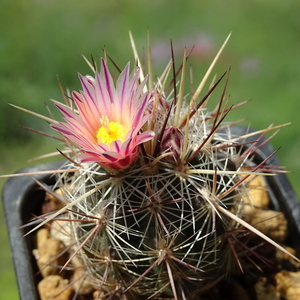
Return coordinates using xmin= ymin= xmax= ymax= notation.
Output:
xmin=1 ymin=0 xmax=300 ymax=298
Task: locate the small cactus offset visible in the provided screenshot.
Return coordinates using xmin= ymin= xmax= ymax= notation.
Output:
xmin=11 ymin=33 xmax=299 ymax=299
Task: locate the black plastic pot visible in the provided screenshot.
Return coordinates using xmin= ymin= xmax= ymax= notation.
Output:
xmin=2 ymin=161 xmax=64 ymax=300
xmin=2 ymin=128 xmax=300 ymax=300
xmin=228 ymin=127 xmax=300 ymax=253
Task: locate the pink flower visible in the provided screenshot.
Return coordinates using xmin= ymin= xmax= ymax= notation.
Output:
xmin=51 ymin=59 xmax=155 ymax=171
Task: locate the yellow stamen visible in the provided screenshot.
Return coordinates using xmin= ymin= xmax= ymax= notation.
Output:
xmin=96 ymin=116 xmax=127 ymax=145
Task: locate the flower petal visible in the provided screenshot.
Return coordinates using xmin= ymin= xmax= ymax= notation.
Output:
xmin=51 ymin=59 xmax=154 ymax=171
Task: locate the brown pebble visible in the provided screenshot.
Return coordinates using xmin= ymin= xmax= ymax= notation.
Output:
xmin=36 ymin=236 xmax=67 ymax=277
xmin=38 ymin=275 xmax=73 ymax=300
xmin=255 ymin=277 xmax=280 ymax=300
xmin=275 ymin=246 xmax=300 ymax=270
xmin=274 ymin=270 xmax=300 ymax=300
xmin=242 ymin=173 xmax=269 ymax=215
xmin=248 ymin=209 xmax=288 ymax=243
xmin=37 ymin=228 xmax=50 ymax=250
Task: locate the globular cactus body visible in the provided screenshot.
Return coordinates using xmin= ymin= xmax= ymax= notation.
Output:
xmin=20 ymin=34 xmax=297 ymax=299
xmin=56 ymin=102 xmax=257 ymax=298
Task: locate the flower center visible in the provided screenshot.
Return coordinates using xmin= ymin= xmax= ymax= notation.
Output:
xmin=96 ymin=116 xmax=127 ymax=145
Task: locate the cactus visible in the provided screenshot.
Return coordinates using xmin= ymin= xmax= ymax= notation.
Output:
xmin=10 ymin=33 xmax=299 ymax=299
